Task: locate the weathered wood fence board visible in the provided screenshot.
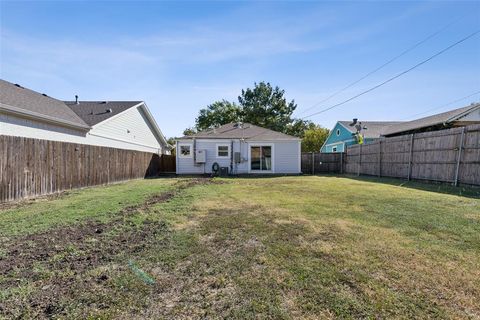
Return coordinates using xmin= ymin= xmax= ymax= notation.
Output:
xmin=0 ymin=135 xmax=166 ymax=202
xmin=301 ymin=124 xmax=480 ymax=186
xmin=301 ymin=152 xmax=343 ymax=174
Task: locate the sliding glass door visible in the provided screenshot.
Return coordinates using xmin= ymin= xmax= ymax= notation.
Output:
xmin=250 ymin=146 xmax=272 ymax=171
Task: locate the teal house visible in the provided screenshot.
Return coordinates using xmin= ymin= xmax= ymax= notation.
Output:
xmin=320 ymin=121 xmax=401 ymax=153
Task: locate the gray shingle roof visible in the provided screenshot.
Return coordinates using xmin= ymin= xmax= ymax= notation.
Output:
xmin=180 ymin=123 xmax=300 ymax=140
xmin=0 ymin=79 xmax=89 ymax=129
xmin=64 ymin=101 xmax=142 ymax=126
xmin=338 ymin=121 xmax=402 ymax=139
xmin=382 ymin=103 xmax=480 ymax=136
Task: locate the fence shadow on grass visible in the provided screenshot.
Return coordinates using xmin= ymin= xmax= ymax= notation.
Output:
xmin=338 ymin=174 xmax=480 ymax=199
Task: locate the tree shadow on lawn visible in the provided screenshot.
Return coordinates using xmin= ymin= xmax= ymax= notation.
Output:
xmin=335 ymin=174 xmax=480 ymax=199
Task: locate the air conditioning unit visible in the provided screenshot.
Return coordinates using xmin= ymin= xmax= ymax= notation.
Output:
xmin=195 ymin=149 xmax=206 ymax=163
xmin=219 ymin=167 xmax=229 ymax=176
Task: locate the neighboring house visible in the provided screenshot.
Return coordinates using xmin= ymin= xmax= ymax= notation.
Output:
xmin=0 ymin=79 xmax=169 ymax=154
xmin=320 ymin=121 xmax=401 ymax=153
xmin=382 ymin=103 xmax=480 ymax=137
xmin=176 ymin=122 xmax=301 ymax=174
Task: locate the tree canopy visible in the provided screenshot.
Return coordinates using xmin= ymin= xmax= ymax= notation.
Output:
xmin=183 ymin=82 xmax=329 ymax=148
xmin=189 ymin=82 xmax=325 ymax=138
xmin=301 ymin=125 xmax=330 ymax=152
xmin=196 ymin=100 xmax=242 ymax=131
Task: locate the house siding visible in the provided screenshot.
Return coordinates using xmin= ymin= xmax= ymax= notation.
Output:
xmin=176 ymin=139 xmax=300 ymax=174
xmin=0 ymin=107 xmax=164 ymax=154
xmin=90 ymin=106 xmax=163 ymax=153
xmin=321 ymin=123 xmax=354 ymax=153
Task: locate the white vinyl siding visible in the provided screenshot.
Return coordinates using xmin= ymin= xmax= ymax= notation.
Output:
xmin=90 ymin=106 xmax=162 ymax=152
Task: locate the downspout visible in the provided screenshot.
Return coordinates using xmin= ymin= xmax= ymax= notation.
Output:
xmin=230 ymin=139 xmax=234 ymax=174
xmin=193 ymin=138 xmax=197 ymax=164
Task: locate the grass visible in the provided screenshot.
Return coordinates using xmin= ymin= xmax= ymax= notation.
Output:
xmin=0 ymin=176 xmax=479 ymax=319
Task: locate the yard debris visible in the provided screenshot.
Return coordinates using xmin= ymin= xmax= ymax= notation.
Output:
xmin=128 ymin=260 xmax=156 ymax=285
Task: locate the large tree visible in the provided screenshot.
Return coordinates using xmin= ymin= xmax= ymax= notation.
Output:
xmin=238 ymin=82 xmax=297 ymax=133
xmin=187 ymin=82 xmax=322 ymax=140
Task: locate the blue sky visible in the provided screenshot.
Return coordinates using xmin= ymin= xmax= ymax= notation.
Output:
xmin=1 ymin=1 xmax=479 ymax=137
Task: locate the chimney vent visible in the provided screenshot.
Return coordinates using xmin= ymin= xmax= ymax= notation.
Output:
xmin=75 ymin=95 xmax=79 ymax=104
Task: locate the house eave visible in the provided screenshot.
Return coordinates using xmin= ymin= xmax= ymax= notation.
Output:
xmin=0 ymin=102 xmax=91 ymax=131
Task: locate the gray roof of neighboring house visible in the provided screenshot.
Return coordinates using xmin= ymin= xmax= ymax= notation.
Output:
xmin=0 ymin=79 xmax=89 ymax=129
xmin=338 ymin=121 xmax=403 ymax=139
xmin=382 ymin=103 xmax=480 ymax=136
xmin=64 ymin=101 xmax=142 ymax=126
xmin=180 ymin=122 xmax=300 ymax=140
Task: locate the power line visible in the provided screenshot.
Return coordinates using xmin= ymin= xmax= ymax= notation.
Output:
xmin=301 ymin=30 xmax=480 ymax=120
xmin=296 ymin=17 xmax=461 ymax=116
xmin=400 ymin=90 xmax=480 ymax=120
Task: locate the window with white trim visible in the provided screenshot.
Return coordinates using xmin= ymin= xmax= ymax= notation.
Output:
xmin=332 ymin=146 xmax=338 ymax=152
xmin=178 ymin=144 xmax=192 ymax=158
xmin=216 ymin=144 xmax=230 ymax=158
xmin=336 ymin=129 xmax=340 ymax=136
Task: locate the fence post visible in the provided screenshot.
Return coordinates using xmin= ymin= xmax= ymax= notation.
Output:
xmin=357 ymin=144 xmax=362 ymax=176
xmin=407 ymin=134 xmax=414 ymax=181
xmin=378 ymin=140 xmax=382 ymax=177
xmin=454 ymin=127 xmax=466 ymax=186
xmin=311 ymin=152 xmax=315 ymax=175
xmin=340 ymin=152 xmax=343 ymax=174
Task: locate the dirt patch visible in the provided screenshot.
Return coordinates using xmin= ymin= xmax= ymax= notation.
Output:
xmin=0 ymin=178 xmax=214 ymax=319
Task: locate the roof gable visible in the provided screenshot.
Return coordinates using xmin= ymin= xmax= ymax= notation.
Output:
xmin=180 ymin=123 xmax=300 ymax=141
xmin=321 ymin=122 xmax=354 ymax=151
xmin=0 ymin=79 xmax=89 ymax=129
xmin=64 ymin=101 xmax=142 ymax=126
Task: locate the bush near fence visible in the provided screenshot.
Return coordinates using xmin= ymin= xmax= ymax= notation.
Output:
xmin=0 ymin=135 xmax=175 ymax=202
xmin=302 ymin=124 xmax=480 ymax=186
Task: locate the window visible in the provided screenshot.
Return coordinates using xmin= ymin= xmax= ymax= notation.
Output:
xmin=178 ymin=144 xmax=192 ymax=158
xmin=216 ymin=144 xmax=230 ymax=158
xmin=251 ymin=146 xmax=272 ymax=171
xmin=336 ymin=129 xmax=340 ymax=136
xmin=332 ymin=146 xmax=337 ymax=152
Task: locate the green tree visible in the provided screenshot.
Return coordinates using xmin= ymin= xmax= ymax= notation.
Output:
xmin=186 ymin=81 xmax=319 ymax=139
xmin=285 ymin=119 xmax=317 ymax=138
xmin=238 ymin=82 xmax=297 ymax=133
xmin=166 ymin=137 xmax=176 ymax=156
xmin=301 ymin=125 xmax=330 ymax=152
xmin=182 ymin=127 xmax=197 ymax=136
xmin=195 ymin=100 xmax=242 ymax=131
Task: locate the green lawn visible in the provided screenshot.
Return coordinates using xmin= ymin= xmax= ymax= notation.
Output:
xmin=1 ymin=176 xmax=479 ymax=319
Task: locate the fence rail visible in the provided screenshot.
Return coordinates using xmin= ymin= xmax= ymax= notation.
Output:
xmin=302 ymin=124 xmax=480 ymax=186
xmin=0 ymin=135 xmax=164 ymax=202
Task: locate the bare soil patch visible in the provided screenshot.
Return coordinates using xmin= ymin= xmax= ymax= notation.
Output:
xmin=0 ymin=178 xmax=213 ymax=319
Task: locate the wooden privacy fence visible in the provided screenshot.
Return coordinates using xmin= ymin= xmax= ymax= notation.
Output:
xmin=0 ymin=135 xmax=166 ymax=202
xmin=159 ymin=154 xmax=176 ymax=173
xmin=301 ymin=152 xmax=343 ymax=174
xmin=302 ymin=124 xmax=480 ymax=186
xmin=344 ymin=124 xmax=480 ymax=186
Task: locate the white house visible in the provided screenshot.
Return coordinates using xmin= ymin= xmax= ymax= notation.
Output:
xmin=0 ymin=79 xmax=169 ymax=154
xmin=176 ymin=123 xmax=301 ymax=175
